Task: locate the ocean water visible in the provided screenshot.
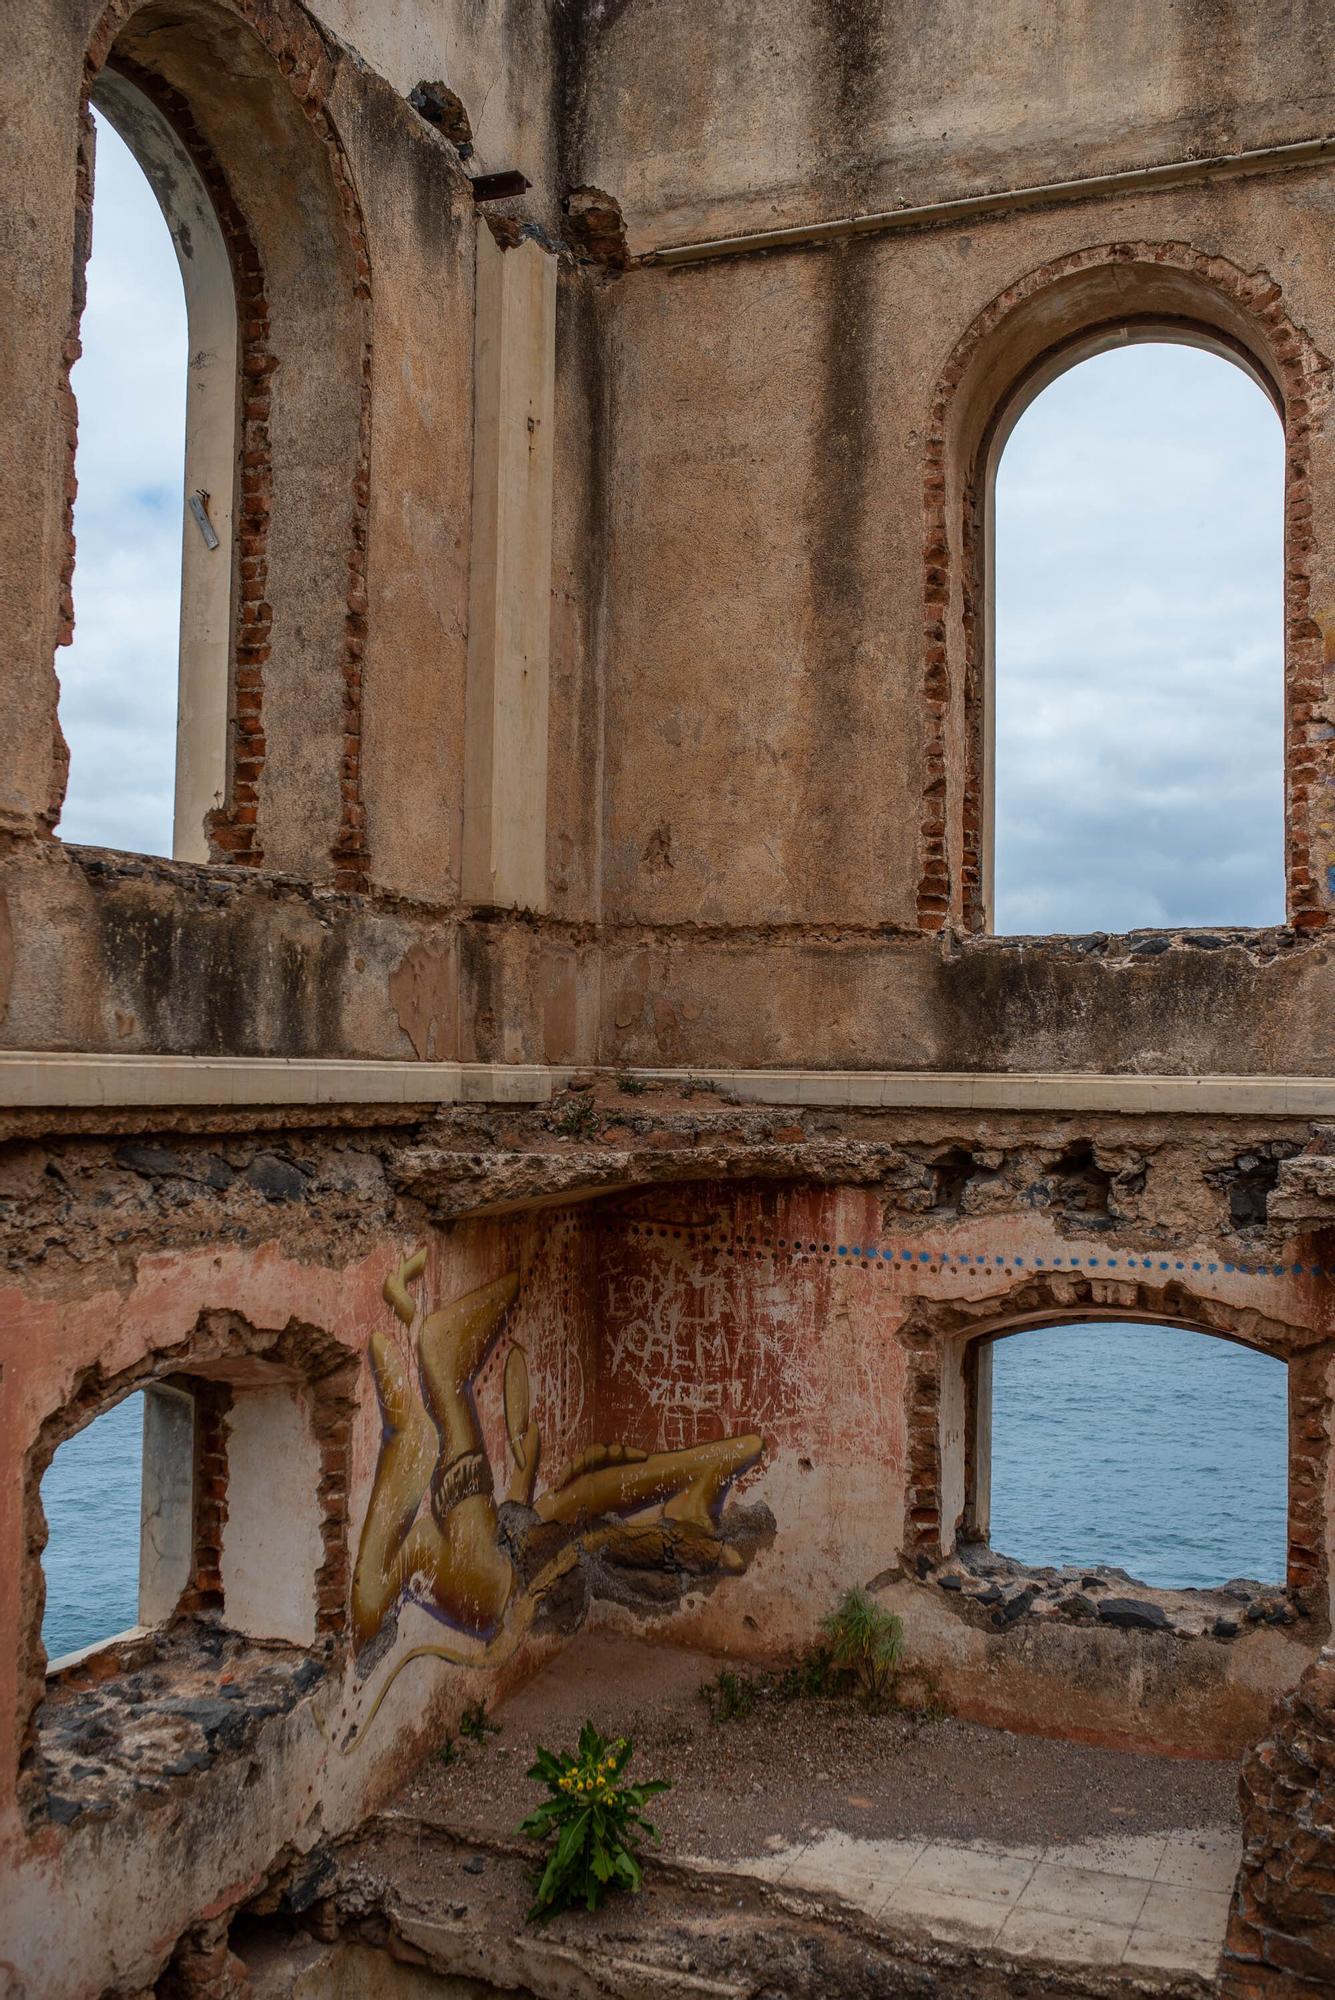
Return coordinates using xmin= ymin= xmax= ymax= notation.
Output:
xmin=38 ymin=1324 xmax=1289 ymax=1654
xmin=42 ymin=1392 xmax=145 ymax=1660
xmin=990 ymin=1322 xmax=1288 ymax=1587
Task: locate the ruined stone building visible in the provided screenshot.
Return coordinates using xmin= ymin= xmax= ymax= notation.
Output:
xmin=2 ymin=1 xmax=1334 ymax=1994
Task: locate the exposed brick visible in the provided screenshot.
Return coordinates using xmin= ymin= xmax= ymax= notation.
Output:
xmin=1220 ymin=1647 xmax=1335 ymax=2000
xmin=919 ymin=241 xmax=1334 ymax=933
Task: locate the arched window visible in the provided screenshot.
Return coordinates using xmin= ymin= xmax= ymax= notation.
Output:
xmin=41 ymin=1384 xmax=194 ymax=1664
xmin=991 ymin=338 xmax=1284 ymax=935
xmin=984 ymin=1321 xmax=1288 ymax=1587
xmin=59 ymin=74 xmax=235 ymax=862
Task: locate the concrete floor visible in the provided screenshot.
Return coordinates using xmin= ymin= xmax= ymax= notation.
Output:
xmin=398 ymin=1632 xmax=1243 ymax=1987
xmin=686 ymin=1823 xmax=1238 ymax=1979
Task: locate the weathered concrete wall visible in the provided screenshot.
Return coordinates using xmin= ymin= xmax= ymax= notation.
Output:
xmin=0 ymin=1153 xmax=601 ymax=1997
xmin=4 ymin=3 xmax=1335 ymax=1992
xmin=0 ymin=1089 xmax=1331 ymax=1984
xmin=585 ymin=1166 xmax=1332 ymax=1756
xmin=3 ymin=847 xmax=1332 ymax=1073
xmin=567 ymin=0 xmax=1335 ymax=249
xmin=588 ymin=180 xmax=1335 ymax=949
xmin=4 ymin=2 xmax=1333 ymax=1076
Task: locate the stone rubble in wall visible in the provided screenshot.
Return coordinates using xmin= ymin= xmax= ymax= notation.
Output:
xmin=1220 ymin=1643 xmax=1335 ymax=1997
xmin=4 ymin=1086 xmax=1330 ymax=1268
xmin=922 ymin=1544 xmax=1306 ymax=1641
xmin=959 ymin=925 xmax=1316 ymax=965
xmin=35 ymin=1621 xmax=325 ymax=1828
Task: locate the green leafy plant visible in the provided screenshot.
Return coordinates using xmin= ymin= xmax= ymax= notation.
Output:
xmin=436 ymin=1733 xmax=459 ymax=1766
xmin=553 ymin=1093 xmax=600 ymax=1140
xmin=821 ymin=1587 xmax=904 ymax=1709
xmin=699 ymin=1641 xmax=842 ymax=1724
xmin=458 ymin=1699 xmax=500 ymax=1744
xmin=615 ymin=1071 xmax=648 ymax=1096
xmin=777 ymin=1640 xmax=838 ymax=1701
xmin=699 ymin=1666 xmax=762 ymax=1724
xmin=519 ymin=1721 xmax=670 ymax=1921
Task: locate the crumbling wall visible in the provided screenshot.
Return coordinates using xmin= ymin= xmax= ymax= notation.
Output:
xmin=1220 ymin=1644 xmax=1335 ymax=1998
xmin=0 ymin=1089 xmax=1331 ymax=1987
xmin=6 ymin=4 xmax=1335 ymax=1073
xmin=0 ymin=1114 xmax=601 ymax=1998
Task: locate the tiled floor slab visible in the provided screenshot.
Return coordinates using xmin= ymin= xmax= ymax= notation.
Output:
xmin=997 ymin=1907 xmax=1133 ymax=1966
xmin=1157 ymin=1834 xmax=1244 ymax=1890
xmin=1017 ymin=1861 xmax=1152 ymax=1927
xmin=881 ymin=1884 xmax=1007 ymax=1945
xmin=694 ymin=1822 xmax=1239 ymax=1981
xmin=1124 ymin=1929 xmax=1223 ymax=1977
xmin=1138 ymin=1882 xmax=1234 ymax=1941
xmin=899 ymin=1841 xmax=1035 ymax=1906
xmin=1043 ymin=1833 xmax=1169 ymax=1878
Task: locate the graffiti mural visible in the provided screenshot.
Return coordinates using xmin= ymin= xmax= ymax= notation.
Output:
xmin=351 ymin=1250 xmax=767 ymax=1657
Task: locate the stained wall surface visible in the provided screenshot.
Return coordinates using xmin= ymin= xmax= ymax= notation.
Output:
xmin=3 ymin=2 xmax=1335 ymax=1994
xmin=1 ymin=0 xmax=1332 ymax=1073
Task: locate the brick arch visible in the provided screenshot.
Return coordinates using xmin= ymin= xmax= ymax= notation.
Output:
xmin=59 ymin=0 xmax=372 ymax=885
xmin=895 ymin=1267 xmax=1332 ymax=1622
xmin=916 ymin=241 xmax=1334 ymax=935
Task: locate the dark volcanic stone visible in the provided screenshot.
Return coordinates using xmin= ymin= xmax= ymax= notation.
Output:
xmin=938 ymin=1573 xmax=964 ymax=1591
xmin=47 ymin=1795 xmax=83 ymax=1824
xmin=283 ymin=1846 xmax=337 ymax=1913
xmin=163 ymin=1747 xmax=212 ymax=1777
xmin=1214 ymin=1618 xmax=1240 ymax=1639
xmin=1000 ymin=1587 xmax=1038 ymax=1624
xmin=243 ymin=1153 xmax=310 ymax=1202
xmin=1098 ymin=1597 xmax=1170 ymax=1631
xmin=167 ymin=1698 xmax=250 ymax=1751
xmin=1058 ymin=1594 xmax=1099 ymax=1619
xmin=115 ymin=1142 xmax=185 ymax=1178
xmin=463 ymin=1855 xmax=486 ymax=1875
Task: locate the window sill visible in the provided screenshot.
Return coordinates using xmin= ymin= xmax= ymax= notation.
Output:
xmin=919 ymin=1545 xmax=1313 ymax=1643
xmin=35 ymin=1620 xmax=326 ymax=1830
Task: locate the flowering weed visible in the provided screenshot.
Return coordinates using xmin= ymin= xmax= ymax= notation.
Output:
xmin=519 ymin=1720 xmax=670 ymax=1921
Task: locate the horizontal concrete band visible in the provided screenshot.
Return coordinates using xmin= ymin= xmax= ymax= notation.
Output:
xmin=645 ymin=130 xmax=1335 ymax=266
xmin=0 ymin=1054 xmax=1331 ymax=1116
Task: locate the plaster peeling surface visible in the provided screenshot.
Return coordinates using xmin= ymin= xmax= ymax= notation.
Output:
xmin=4 ymin=0 xmax=1335 ymax=1987
xmin=598 ymin=1199 xmax=908 ymax=1459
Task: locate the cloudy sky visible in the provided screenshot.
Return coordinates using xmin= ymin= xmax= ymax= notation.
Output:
xmin=60 ymin=111 xmax=185 ymax=859
xmin=65 ymin=119 xmax=1286 ymax=931
xmin=994 ymin=341 xmax=1285 ymax=934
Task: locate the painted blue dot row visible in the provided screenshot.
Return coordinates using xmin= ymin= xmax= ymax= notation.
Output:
xmin=832 ymin=1247 xmax=1327 ymax=1278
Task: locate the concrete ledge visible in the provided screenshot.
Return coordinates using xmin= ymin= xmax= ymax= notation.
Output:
xmin=654 ymin=1070 xmax=1335 ymax=1115
xmin=0 ymin=1055 xmax=557 ymax=1110
xmin=0 ymin=1054 xmax=1331 ymax=1115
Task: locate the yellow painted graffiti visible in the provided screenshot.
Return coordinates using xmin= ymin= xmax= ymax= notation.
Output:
xmin=350 ymin=1250 xmax=764 ymax=1680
